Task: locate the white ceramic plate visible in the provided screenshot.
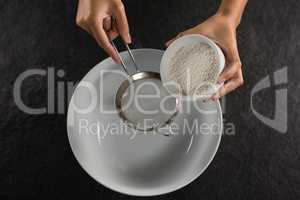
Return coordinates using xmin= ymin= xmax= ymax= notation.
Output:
xmin=67 ymin=49 xmax=222 ymax=196
xmin=160 ymin=34 xmax=225 ymax=99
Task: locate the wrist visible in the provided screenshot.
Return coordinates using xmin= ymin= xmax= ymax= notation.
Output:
xmin=216 ymin=0 xmax=248 ymax=28
xmin=214 ymin=11 xmax=238 ymax=29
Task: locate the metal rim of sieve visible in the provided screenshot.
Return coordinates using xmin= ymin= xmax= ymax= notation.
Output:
xmin=115 ymin=71 xmax=179 ymax=132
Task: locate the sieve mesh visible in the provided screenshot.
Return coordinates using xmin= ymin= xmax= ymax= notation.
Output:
xmin=120 ymin=77 xmax=177 ymax=131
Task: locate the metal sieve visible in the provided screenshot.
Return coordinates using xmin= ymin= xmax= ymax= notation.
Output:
xmin=106 ymin=18 xmax=179 ymax=132
xmin=111 ymin=41 xmax=179 ymax=132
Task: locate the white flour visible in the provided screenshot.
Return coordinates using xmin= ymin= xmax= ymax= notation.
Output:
xmin=168 ymin=43 xmax=219 ymax=97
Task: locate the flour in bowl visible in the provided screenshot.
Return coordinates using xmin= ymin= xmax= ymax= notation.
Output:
xmin=168 ymin=42 xmax=220 ymax=97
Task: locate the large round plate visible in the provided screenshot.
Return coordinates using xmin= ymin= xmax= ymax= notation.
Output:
xmin=67 ymin=49 xmax=222 ymax=196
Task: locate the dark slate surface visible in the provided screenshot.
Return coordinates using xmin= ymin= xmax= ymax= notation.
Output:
xmin=0 ymin=0 xmax=299 ymax=199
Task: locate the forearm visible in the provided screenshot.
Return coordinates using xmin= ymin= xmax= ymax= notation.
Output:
xmin=217 ymin=0 xmax=248 ymax=28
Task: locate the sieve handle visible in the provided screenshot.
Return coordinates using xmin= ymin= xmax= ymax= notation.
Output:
xmin=124 ymin=43 xmax=139 ymax=73
xmin=110 ymin=39 xmax=130 ymax=76
xmin=107 ymin=17 xmax=139 ymax=75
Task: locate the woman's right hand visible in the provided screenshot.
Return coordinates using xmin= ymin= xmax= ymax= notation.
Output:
xmin=76 ymin=0 xmax=131 ymax=63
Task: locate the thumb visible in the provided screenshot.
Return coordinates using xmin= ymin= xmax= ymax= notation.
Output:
xmin=165 ymin=27 xmax=197 ymax=47
xmin=165 ymin=32 xmax=186 ymax=47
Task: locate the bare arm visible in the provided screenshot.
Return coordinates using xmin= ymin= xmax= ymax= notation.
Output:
xmin=217 ymin=0 xmax=248 ymax=28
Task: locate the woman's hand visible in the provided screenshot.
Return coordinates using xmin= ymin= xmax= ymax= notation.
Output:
xmin=76 ymin=0 xmax=131 ymax=63
xmin=166 ymin=0 xmax=247 ymax=100
xmin=165 ymin=14 xmax=243 ymax=100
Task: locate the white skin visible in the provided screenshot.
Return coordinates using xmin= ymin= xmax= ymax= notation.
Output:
xmin=76 ymin=0 xmax=247 ymax=99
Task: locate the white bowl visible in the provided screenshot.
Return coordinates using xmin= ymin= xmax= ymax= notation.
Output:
xmin=160 ymin=34 xmax=225 ymax=99
xmin=67 ymin=49 xmax=222 ymax=196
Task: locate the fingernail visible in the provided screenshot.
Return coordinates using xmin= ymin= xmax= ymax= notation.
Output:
xmin=217 ymin=79 xmax=225 ymax=84
xmin=211 ymin=94 xmax=219 ymax=101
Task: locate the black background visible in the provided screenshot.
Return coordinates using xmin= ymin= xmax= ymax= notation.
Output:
xmin=0 ymin=0 xmax=300 ymax=199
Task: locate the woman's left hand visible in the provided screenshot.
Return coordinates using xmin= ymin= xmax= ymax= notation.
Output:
xmin=165 ymin=14 xmax=244 ymax=100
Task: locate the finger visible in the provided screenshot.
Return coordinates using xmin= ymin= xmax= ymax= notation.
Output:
xmin=107 ymin=29 xmax=119 ymax=40
xmin=211 ymin=80 xmax=237 ymax=100
xmin=165 ymin=32 xmax=184 ymax=47
xmin=220 ymin=74 xmax=243 ymax=97
xmin=103 ymin=17 xmax=119 ymax=40
xmin=165 ymin=35 xmax=179 ymax=47
xmin=212 ymin=69 xmax=243 ymax=100
xmin=103 ymin=17 xmax=112 ymax=31
xmin=217 ymin=60 xmax=241 ymax=83
xmin=113 ymin=4 xmax=131 ymax=43
xmin=91 ymin=20 xmax=120 ymax=63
